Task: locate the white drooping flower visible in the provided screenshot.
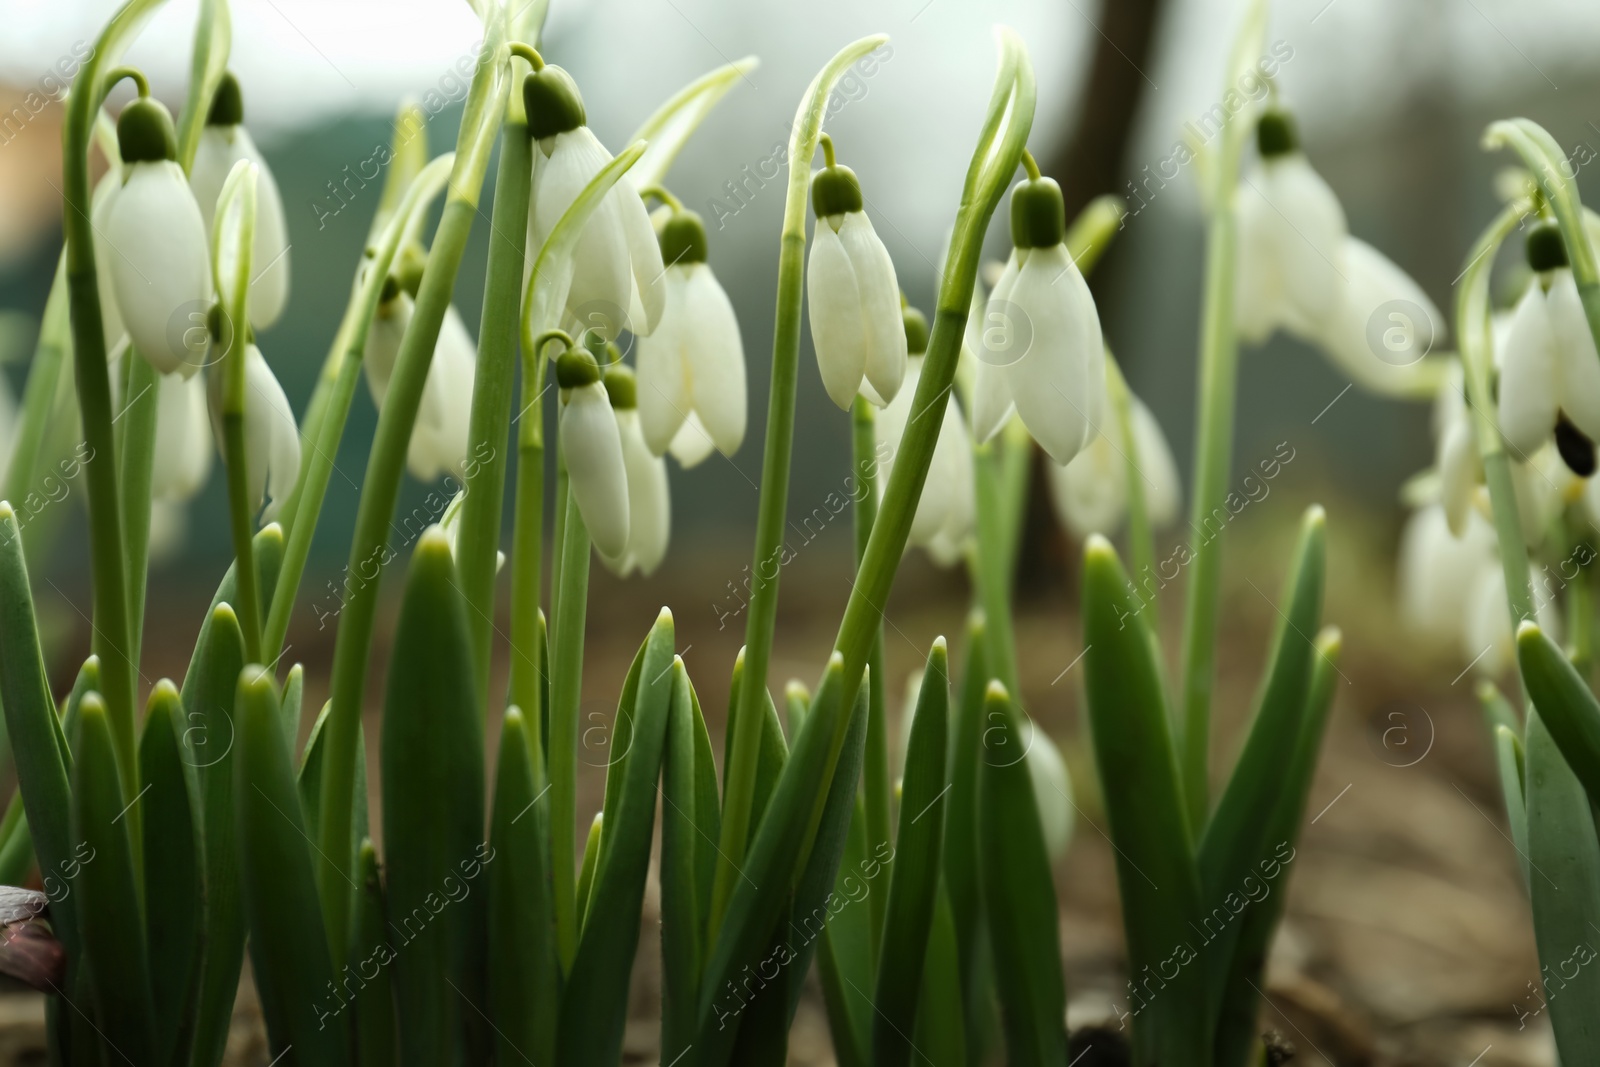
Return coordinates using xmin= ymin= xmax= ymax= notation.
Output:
xmin=1317 ymin=238 xmax=1446 ymax=396
xmin=523 ymin=65 xmax=664 ymax=341
xmin=1464 ymin=559 xmax=1563 ymax=679
xmin=874 ymin=307 xmax=974 ymax=566
xmin=1397 ymin=503 xmax=1497 ymax=646
xmin=1497 ymin=221 xmax=1600 ymax=477
xmin=206 ymin=343 xmax=301 ymax=523
xmin=971 ymin=174 xmax=1106 ymax=467
xmin=91 ymin=170 xmax=126 ymax=352
xmin=1048 ymin=391 xmax=1180 ymax=539
xmin=362 ymin=285 xmax=479 ymax=483
xmin=806 ymin=150 xmax=907 ymax=409
xmin=635 ymin=208 xmax=746 ymax=459
xmin=1235 ymin=110 xmax=1348 ymax=345
xmin=600 ymin=366 xmax=671 ymax=577
xmin=556 ymin=348 xmax=630 ymax=560
xmin=103 ymin=97 xmax=212 ymax=377
xmin=190 ymin=73 xmax=291 ymax=329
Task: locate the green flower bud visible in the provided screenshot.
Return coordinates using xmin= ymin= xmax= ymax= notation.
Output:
xmin=397 ymin=245 xmax=427 ymax=298
xmin=524 ymin=65 xmax=587 ymax=140
xmin=659 ymin=209 xmax=708 ymax=266
xmin=379 ymin=273 xmax=401 ymax=305
xmin=1527 ymin=221 xmax=1568 ymax=273
xmin=603 ymin=364 xmax=638 ymax=409
xmin=208 ymin=72 xmax=243 ymax=126
xmin=903 ymin=305 xmax=929 ymax=355
xmin=1010 ymin=176 xmax=1065 ymax=249
xmin=117 ymin=97 xmax=178 ymax=165
xmin=1256 ymin=109 xmax=1299 ymax=158
xmin=811 ymin=164 xmax=863 ymax=218
xmin=556 ymin=347 xmax=602 ymax=389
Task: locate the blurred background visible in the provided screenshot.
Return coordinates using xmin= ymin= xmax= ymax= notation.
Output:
xmin=3 ymin=0 xmax=1600 ymax=1061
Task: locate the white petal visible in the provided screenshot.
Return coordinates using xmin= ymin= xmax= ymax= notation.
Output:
xmin=105 ymin=161 xmax=212 ymax=377
xmin=1233 ymin=175 xmax=1285 ymax=345
xmin=636 ymin=269 xmax=693 ymax=454
xmin=1003 ymin=245 xmax=1105 ymax=465
xmin=146 ymin=499 xmax=189 ymax=564
xmin=614 ymin=410 xmax=671 ymax=575
xmin=408 ymin=305 xmax=476 ymax=482
xmin=1437 ymin=413 xmax=1482 ymax=538
xmin=1547 ymin=270 xmax=1600 ymax=440
xmin=535 ymin=129 xmax=633 ymax=339
xmin=1463 ymin=565 xmax=1512 ymax=678
xmin=1253 ymin=154 xmax=1348 ymax=337
xmin=1319 ymin=237 xmax=1445 ymax=395
xmin=91 ymin=173 xmax=126 ymax=352
xmin=807 ymin=219 xmax=867 ymax=409
xmin=150 ymin=370 xmax=213 ymax=502
xmin=668 ymin=413 xmax=717 ymax=469
xmin=969 ymin=255 xmax=1021 ymax=442
xmin=620 ymin=176 xmax=667 ymax=335
xmin=192 ymin=126 xmax=291 ymax=328
xmin=210 ymin=345 xmax=301 ymax=523
xmin=1049 ymin=433 xmax=1124 ymax=538
xmin=1497 ymin=284 xmax=1560 ymax=457
xmin=681 ymin=264 xmax=747 ymax=455
xmin=1129 ymin=397 xmax=1181 ymax=526
xmin=1398 ymin=504 xmax=1493 ymax=645
xmin=837 ymin=212 xmax=907 ymax=406
xmin=561 ymin=382 xmax=630 ymax=559
xmin=364 ymin=293 xmax=412 ymax=407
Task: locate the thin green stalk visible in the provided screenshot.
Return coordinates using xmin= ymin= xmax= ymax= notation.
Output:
xmin=708 ymin=34 xmax=891 ymax=936
xmin=317 ymin=24 xmax=510 ymax=952
xmin=1107 ymin=352 xmax=1157 ymax=634
xmin=61 ymin=0 xmax=170 ymax=804
xmin=119 ymin=353 xmax=160 ymax=673
xmin=850 ymin=396 xmax=890 ymax=962
xmin=506 ymin=432 xmax=545 ymax=721
xmin=547 ymin=479 xmax=590 ymax=971
xmin=458 ymin=116 xmax=532 ymax=702
xmin=972 ymin=440 xmax=1020 ymax=697
xmin=4 ymin=254 xmax=71 ymax=506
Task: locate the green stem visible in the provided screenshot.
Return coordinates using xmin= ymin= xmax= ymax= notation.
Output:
xmin=1107 ymin=353 xmax=1157 ymax=635
xmin=4 ymin=254 xmax=70 ymax=507
xmin=851 ymin=396 xmax=890 ymax=965
xmin=547 ymin=479 xmax=591 ymax=971
xmin=61 ymin=0 xmax=169 ymax=807
xmin=118 ymin=352 xmax=160 ymax=674
xmin=458 ymin=119 xmax=532 ymax=703
xmin=973 ymin=440 xmax=1020 ymax=697
xmin=221 ymin=413 xmax=262 ymax=661
xmin=707 ymin=32 xmax=891 ymax=938
xmin=316 ymin=25 xmax=511 ymax=953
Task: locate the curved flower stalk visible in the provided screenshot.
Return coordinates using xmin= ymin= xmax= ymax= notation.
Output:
xmin=600 ymin=364 xmax=670 ymax=576
xmin=1048 ymin=382 xmax=1180 ymax=539
xmin=807 ymin=136 xmax=908 ymax=409
xmin=525 ymin=65 xmax=665 ymax=340
xmin=874 ymin=305 xmax=973 ymax=564
xmin=103 ymin=93 xmax=213 ymax=378
xmin=635 ymin=200 xmax=746 ymax=458
xmin=190 ymin=73 xmax=291 ymax=327
xmin=363 ymin=286 xmax=479 ymax=482
xmin=971 ymin=154 xmax=1105 ymax=466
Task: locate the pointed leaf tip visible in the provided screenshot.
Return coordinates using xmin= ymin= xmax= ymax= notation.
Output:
xmin=1314 ymin=625 xmax=1342 ymax=658
xmin=1517 ymin=619 xmax=1542 ymax=641
xmin=984 ymin=679 xmax=1010 ymax=703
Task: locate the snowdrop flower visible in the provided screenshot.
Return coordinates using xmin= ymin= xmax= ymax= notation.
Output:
xmin=206 ymin=343 xmax=301 ymax=523
xmin=635 ymin=207 xmax=746 ymax=458
xmin=103 ymin=95 xmax=212 ymax=377
xmin=1317 ymin=238 xmax=1446 ymax=396
xmin=1497 ymin=221 xmax=1600 ymax=476
xmin=806 ymin=137 xmax=907 ymax=409
xmin=190 ymin=73 xmax=290 ymax=328
xmin=874 ymin=306 xmax=974 ymax=564
xmin=971 ymin=163 xmax=1106 ymax=466
xmin=1397 ymin=503 xmax=1496 ymax=647
xmin=600 ymin=366 xmax=670 ymax=577
xmin=111 ymin=340 xmax=213 ymax=501
xmin=524 ymin=65 xmax=665 ymax=341
xmin=1235 ymin=109 xmax=1348 ymax=346
xmin=557 ymin=346 xmax=630 ymax=560
xmin=91 ymin=170 xmax=126 ymax=352
xmin=1464 ymin=560 xmax=1562 ymax=678
xmin=362 ymin=281 xmax=479 ymax=483
xmin=1048 ymin=391 xmax=1180 ymax=539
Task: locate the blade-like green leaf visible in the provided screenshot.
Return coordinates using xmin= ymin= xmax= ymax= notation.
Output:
xmin=298 ymin=700 xmax=371 ymax=883
xmin=1082 ymin=535 xmax=1209 ymax=1066
xmin=913 ymin=881 xmax=968 ymax=1067
xmin=875 ymin=639 xmax=950 ymax=1067
xmin=72 ymin=693 xmax=156 ymax=1062
xmin=141 ymin=680 xmax=202 ymax=1066
xmin=1213 ymin=627 xmax=1340 ymax=1067
xmin=1199 ymin=506 xmax=1325 ymax=1000
xmin=1527 ymin=708 xmax=1600 ymax=1060
xmin=575 ymin=812 xmax=604 ymax=928
xmin=662 ymin=663 xmax=702 ymax=1063
xmin=488 ymin=707 xmax=557 ymax=1067
xmin=1479 ymin=679 xmax=1520 ymax=740
xmin=0 ymin=794 xmax=30 ymax=886
xmin=689 ymin=678 xmax=722 ymax=943
xmin=977 ymin=682 xmax=1065 ymax=1067
xmin=234 ymin=665 xmax=342 ymax=1066
xmin=352 ymin=840 xmax=396 ymax=1067
xmin=628 ymin=56 xmax=762 ymax=190
xmin=60 ymin=656 xmax=99 ymax=769
xmin=280 ymin=662 xmax=304 ymax=756
xmin=944 ymin=614 xmax=987 ymax=1043
xmin=815 ymin=795 xmax=872 ymax=1067
xmin=597 ymin=638 xmax=648 ymax=874
xmin=1495 ymin=725 xmax=1530 ymax=890
xmin=1519 ymin=620 xmax=1600 ymax=809
xmin=558 ymin=609 xmax=676 ymax=1065
xmin=381 ymin=529 xmax=485 ymax=1067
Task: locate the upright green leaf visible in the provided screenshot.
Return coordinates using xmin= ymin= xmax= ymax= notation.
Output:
xmin=1527 ymin=708 xmax=1600 ymax=1060
xmin=557 ymin=610 xmax=676 ymax=1065
xmin=60 ymin=657 xmax=99 ymax=768
xmin=234 ymin=666 xmax=342 ymax=1066
xmin=977 ymin=683 xmax=1065 ymax=1067
xmin=352 ymin=840 xmax=396 ymax=1067
xmin=913 ymin=882 xmax=968 ymax=1067
xmin=142 ymin=680 xmax=202 ymax=1066
xmin=1495 ymin=726 xmax=1530 ymax=890
xmin=72 ymin=694 xmax=156 ymax=1063
xmin=488 ymin=707 xmax=557 ymax=1067
xmin=661 ymin=663 xmax=703 ymax=1063
xmin=875 ymin=639 xmax=950 ymax=1067
xmin=597 ymin=640 xmax=646 ymax=867
xmin=943 ymin=615 xmax=987 ymax=992
xmin=689 ymin=678 xmax=722 ymax=942
xmin=1213 ymin=627 xmax=1340 ymax=1067
xmin=1082 ymin=536 xmax=1209 ymax=1066
xmin=281 ymin=662 xmax=304 ymax=755
xmin=1520 ymin=621 xmax=1600 ymax=808
xmin=575 ymin=812 xmax=604 ymax=928
xmin=381 ymin=530 xmax=485 ymax=1067
xmin=814 ymin=796 xmax=873 ymax=1067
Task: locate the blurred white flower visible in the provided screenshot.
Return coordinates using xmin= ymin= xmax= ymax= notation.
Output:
xmin=1048 ymin=392 xmax=1179 ymax=539
xmin=190 ymin=73 xmax=291 ymax=328
xmin=206 ymin=343 xmax=300 ymax=523
xmin=363 ymin=287 xmax=479 ymax=483
xmin=1397 ymin=503 xmax=1496 ymax=646
xmin=1315 ymin=237 xmax=1446 ymax=396
xmin=600 ymin=367 xmax=670 ymax=577
xmin=557 ymin=349 xmax=630 ymax=560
